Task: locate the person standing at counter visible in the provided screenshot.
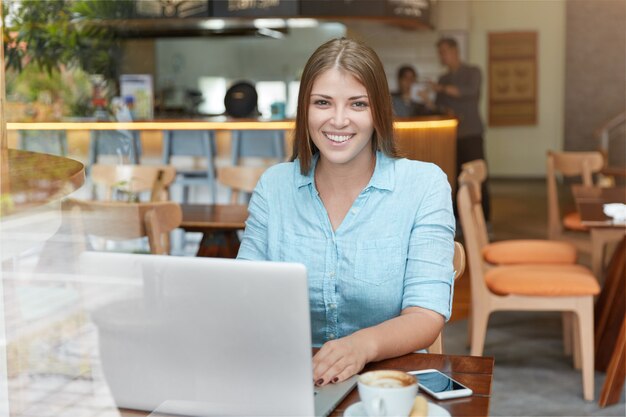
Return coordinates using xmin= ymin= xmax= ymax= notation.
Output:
xmin=391 ymin=65 xmax=434 ymax=117
xmin=430 ymin=37 xmax=491 ymax=221
xmin=238 ymin=38 xmax=455 ymax=386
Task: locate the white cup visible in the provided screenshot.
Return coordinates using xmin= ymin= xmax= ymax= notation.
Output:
xmin=358 ymin=370 xmax=418 ymax=417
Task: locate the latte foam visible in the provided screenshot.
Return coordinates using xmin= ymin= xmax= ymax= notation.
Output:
xmin=367 ymin=377 xmax=408 ymax=388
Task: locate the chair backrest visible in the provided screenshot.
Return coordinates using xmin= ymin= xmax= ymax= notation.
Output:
xmin=457 ymin=166 xmax=492 ymax=302
xmin=217 ymin=166 xmax=267 ymax=204
xmin=459 ymin=160 xmax=490 ymax=251
xmin=453 ymin=241 xmax=466 ymax=280
xmin=426 ymin=241 xmax=465 ymax=354
xmin=91 ymin=164 xmax=177 ymax=202
xmin=66 ymin=198 xmax=182 ymax=255
xmin=546 ymin=151 xmax=604 ymax=239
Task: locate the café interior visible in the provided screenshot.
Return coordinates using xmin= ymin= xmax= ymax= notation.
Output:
xmin=1 ymin=1 xmax=625 ymax=416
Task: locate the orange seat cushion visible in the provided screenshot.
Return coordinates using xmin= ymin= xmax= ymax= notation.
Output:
xmin=485 ymin=264 xmax=600 ymax=296
xmin=563 ymin=212 xmax=589 ymax=232
xmin=482 ymin=240 xmax=577 ymax=265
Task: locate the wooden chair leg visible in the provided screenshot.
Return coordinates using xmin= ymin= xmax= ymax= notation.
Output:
xmin=470 ymin=309 xmax=489 ymax=357
xmin=572 ymin=312 xmax=582 ymax=370
xmin=563 ymin=312 xmax=573 ymax=356
xmin=575 ymin=298 xmax=595 ymax=401
xmin=466 ymin=307 xmax=473 ymax=349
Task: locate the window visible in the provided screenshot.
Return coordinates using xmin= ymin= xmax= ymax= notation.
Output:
xmin=198 ymin=77 xmax=227 ymax=115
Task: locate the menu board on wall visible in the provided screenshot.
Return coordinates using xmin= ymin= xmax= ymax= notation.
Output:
xmin=212 ymin=0 xmax=298 ymax=17
xmin=488 ymin=32 xmax=538 ymax=126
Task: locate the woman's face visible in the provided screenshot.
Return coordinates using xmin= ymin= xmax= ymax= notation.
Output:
xmin=307 ymin=67 xmax=375 ymax=169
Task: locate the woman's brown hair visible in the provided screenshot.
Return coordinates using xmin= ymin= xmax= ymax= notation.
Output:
xmin=291 ymin=37 xmax=397 ymax=174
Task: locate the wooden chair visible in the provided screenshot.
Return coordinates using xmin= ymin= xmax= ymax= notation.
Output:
xmin=546 ymin=151 xmax=604 ymax=252
xmin=547 ymin=151 xmax=624 ymax=281
xmin=91 ymin=164 xmax=177 ymax=202
xmin=462 ymin=159 xmax=585 ymax=355
xmin=458 ymin=166 xmax=600 ymax=401
xmin=426 ymin=241 xmax=466 ymax=354
xmin=216 ymin=165 xmax=267 ymax=204
xmin=464 ymin=160 xmax=578 ymax=266
xmin=66 ymin=199 xmax=182 ymax=255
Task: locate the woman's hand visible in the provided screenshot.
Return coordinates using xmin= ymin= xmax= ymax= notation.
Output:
xmin=312 ymin=333 xmax=375 ymax=386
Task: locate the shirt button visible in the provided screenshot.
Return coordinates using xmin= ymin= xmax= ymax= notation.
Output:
xmin=329 ymin=303 xmax=336 ymax=309
xmin=350 ymin=209 xmax=358 ymax=214
xmin=328 ymin=333 xmax=336 ymax=340
xmin=329 ymin=272 xmax=335 ymax=278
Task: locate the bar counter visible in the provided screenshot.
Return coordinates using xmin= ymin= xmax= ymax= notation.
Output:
xmin=8 ymin=115 xmax=458 ymax=187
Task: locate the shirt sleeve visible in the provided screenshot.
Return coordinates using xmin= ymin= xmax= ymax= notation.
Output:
xmin=456 ymin=67 xmax=481 ymax=100
xmin=236 ymin=176 xmax=269 ymax=261
xmin=402 ymin=168 xmax=456 ymax=321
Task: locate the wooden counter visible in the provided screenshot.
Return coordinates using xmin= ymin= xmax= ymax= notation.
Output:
xmin=8 ymin=116 xmax=458 ymax=188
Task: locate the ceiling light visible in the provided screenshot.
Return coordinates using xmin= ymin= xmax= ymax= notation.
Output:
xmin=286 ymin=18 xmax=319 ymax=28
xmin=200 ymin=20 xmax=226 ymax=30
xmin=253 ymin=19 xmax=286 ymax=29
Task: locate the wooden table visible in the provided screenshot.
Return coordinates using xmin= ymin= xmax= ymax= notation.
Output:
xmin=572 ymin=185 xmax=626 ymax=279
xmin=119 ymin=352 xmax=494 ymax=417
xmin=1 ymin=149 xmax=85 ymax=260
xmin=179 ymin=204 xmax=248 ymax=257
xmin=572 ymin=185 xmax=626 ymax=407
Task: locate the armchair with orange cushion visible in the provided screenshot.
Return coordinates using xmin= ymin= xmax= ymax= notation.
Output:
xmin=457 ymin=165 xmax=600 ymax=401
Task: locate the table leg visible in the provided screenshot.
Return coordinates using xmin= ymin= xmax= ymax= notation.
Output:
xmin=196 ymin=231 xmax=241 ymax=258
xmin=599 ymin=319 xmax=625 ymax=407
xmin=595 ymin=237 xmax=625 ymax=376
xmin=590 ymin=228 xmax=604 ymax=280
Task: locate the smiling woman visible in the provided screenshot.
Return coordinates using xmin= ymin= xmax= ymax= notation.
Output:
xmin=1 ymin=18 xmax=457 ymax=410
xmin=237 ymin=38 xmax=455 ymax=388
xmin=238 ymin=38 xmax=455 ymax=385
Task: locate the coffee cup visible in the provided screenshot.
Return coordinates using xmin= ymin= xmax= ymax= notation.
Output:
xmin=357 ymin=370 xmax=418 ymax=417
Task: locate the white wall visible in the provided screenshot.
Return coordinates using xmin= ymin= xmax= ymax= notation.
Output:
xmin=469 ymin=0 xmax=566 ymax=177
xmin=155 ymin=23 xmax=345 ymax=91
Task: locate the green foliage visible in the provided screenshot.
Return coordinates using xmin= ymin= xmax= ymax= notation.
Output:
xmin=6 ymin=63 xmax=92 ymax=116
xmin=2 ymin=0 xmax=137 ymax=117
xmin=2 ymin=0 xmax=135 ymax=82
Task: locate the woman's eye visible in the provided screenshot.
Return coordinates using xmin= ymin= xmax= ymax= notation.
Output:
xmin=313 ymin=99 xmax=330 ymax=106
xmin=352 ymin=101 xmax=369 ymax=108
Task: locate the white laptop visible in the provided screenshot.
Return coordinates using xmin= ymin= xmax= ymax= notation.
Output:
xmin=80 ymin=252 xmax=357 ymax=416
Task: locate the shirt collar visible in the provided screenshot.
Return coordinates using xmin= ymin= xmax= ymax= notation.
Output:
xmin=294 ymin=151 xmax=395 ymax=191
xmin=294 ymin=153 xmax=318 ymax=188
xmin=367 ymin=151 xmax=395 ymax=192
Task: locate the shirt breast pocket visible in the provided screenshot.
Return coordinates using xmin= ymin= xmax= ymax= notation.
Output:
xmin=354 ymin=237 xmax=405 ymax=286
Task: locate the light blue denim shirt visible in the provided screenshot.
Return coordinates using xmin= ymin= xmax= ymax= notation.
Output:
xmin=237 ymin=151 xmax=455 ymax=347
